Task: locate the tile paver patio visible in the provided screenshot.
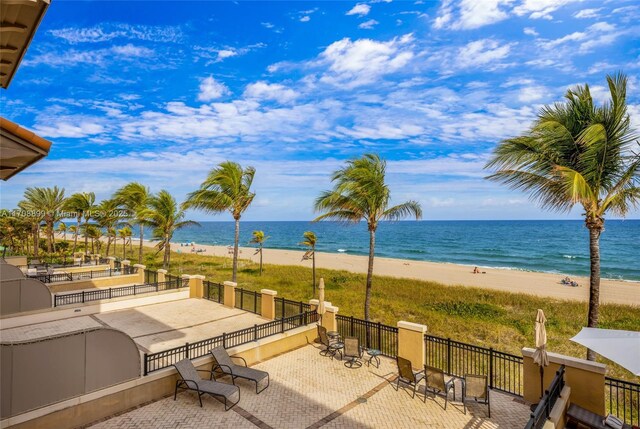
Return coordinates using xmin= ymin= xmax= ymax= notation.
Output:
xmin=89 ymin=344 xmax=530 ymax=429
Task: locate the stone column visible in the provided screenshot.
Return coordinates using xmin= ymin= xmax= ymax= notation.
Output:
xmin=223 ymin=281 xmax=237 ymax=308
xmin=190 ymin=275 xmax=205 ymax=298
xmin=133 ymin=264 xmax=146 ymax=283
xmin=157 ymin=269 xmax=167 ymax=283
xmin=308 ymin=299 xmax=319 ymax=313
xmin=398 ymin=321 xmax=427 ymax=370
xmin=260 ymin=289 xmax=277 ymax=320
xmin=321 ymin=305 xmax=338 ymax=332
xmin=106 ymin=257 xmax=116 ymax=270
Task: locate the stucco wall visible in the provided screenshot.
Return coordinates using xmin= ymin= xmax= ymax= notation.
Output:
xmin=0 ymin=278 xmax=52 ymax=316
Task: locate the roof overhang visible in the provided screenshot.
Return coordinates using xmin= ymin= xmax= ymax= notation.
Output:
xmin=0 ymin=116 xmax=51 ymax=180
xmin=1 ymin=0 xmax=51 ymax=89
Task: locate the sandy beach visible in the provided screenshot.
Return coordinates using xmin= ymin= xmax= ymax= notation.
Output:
xmin=152 ymin=240 xmax=639 ymax=306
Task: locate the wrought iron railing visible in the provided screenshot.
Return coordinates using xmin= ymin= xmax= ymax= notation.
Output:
xmin=606 ymin=376 xmax=640 ymax=426
xmin=34 ymin=266 xmax=137 ymax=283
xmin=274 ymin=297 xmax=310 ymax=319
xmin=235 ymin=287 xmax=262 ymax=314
xmin=424 ymin=334 xmax=523 ymax=396
xmin=144 ymin=269 xmax=158 ymax=284
xmin=525 ymin=365 xmax=565 ymax=429
xmin=336 ymin=315 xmax=398 ymax=357
xmin=53 ymin=279 xmax=185 ymax=306
xmin=143 ymin=310 xmax=319 ymax=375
xmin=203 ymin=280 xmax=224 ymax=303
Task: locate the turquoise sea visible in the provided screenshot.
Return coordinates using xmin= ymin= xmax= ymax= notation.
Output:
xmin=169 ymin=220 xmax=640 ymax=282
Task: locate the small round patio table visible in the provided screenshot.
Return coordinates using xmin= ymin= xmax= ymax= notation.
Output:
xmin=366 ymin=349 xmax=382 ymax=368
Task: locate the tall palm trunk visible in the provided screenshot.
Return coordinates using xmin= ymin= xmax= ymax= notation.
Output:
xmin=586 ymin=224 xmax=603 ymax=361
xmin=364 ymin=228 xmax=376 ymax=322
xmin=84 ymin=219 xmax=89 ymax=255
xmin=33 ymin=224 xmax=39 ymax=258
xmin=45 ymin=220 xmax=53 ymax=253
xmin=258 ymin=247 xmax=263 ymax=275
xmin=106 ymin=237 xmax=111 ymax=257
xmin=122 ymin=238 xmax=126 ymax=259
xmin=138 ymin=225 xmax=144 ymax=263
xmin=232 ymin=217 xmax=240 ymax=282
xmin=72 ymin=215 xmax=80 ymax=254
xmin=163 ymin=235 xmax=170 ymax=269
xmin=312 ymin=248 xmax=316 ymax=297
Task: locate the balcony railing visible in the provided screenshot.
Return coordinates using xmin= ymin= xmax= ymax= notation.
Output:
xmin=525 ymin=365 xmax=565 ymax=429
xmin=53 ymin=278 xmax=185 ymax=306
xmin=34 ymin=266 xmax=137 ymax=283
xmin=336 ymin=315 xmax=398 ymax=357
xmin=606 ymin=376 xmax=640 ymax=426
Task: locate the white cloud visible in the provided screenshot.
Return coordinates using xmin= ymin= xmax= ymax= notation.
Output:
xmin=512 ymin=0 xmax=580 ymax=20
xmin=433 ymin=0 xmax=511 ymax=30
xmin=35 ymin=122 xmax=105 ymax=138
xmin=539 ymin=22 xmax=621 ymax=53
xmin=197 ymin=76 xmax=229 ymax=101
xmin=574 ymin=8 xmax=602 ymax=19
xmin=317 ymin=34 xmax=414 ymax=88
xmin=300 ymin=16 xmax=311 ymax=22
xmin=49 ymin=24 xmax=184 ymax=44
xmin=523 ymin=27 xmax=538 ymax=36
xmin=455 ymin=39 xmax=513 ymax=69
xmin=346 ymin=4 xmax=371 ymax=16
xmin=517 ymin=86 xmax=546 ymax=103
xmin=110 ymin=44 xmax=154 ymax=57
xmin=359 ymin=19 xmax=379 ymax=29
xmin=243 ymin=81 xmax=299 ymax=103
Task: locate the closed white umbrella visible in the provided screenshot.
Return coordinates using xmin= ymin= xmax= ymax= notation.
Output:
xmin=533 ymin=309 xmax=549 ymax=398
xmin=317 ymin=278 xmax=326 ymax=323
xmin=571 ymin=328 xmax=640 ymax=376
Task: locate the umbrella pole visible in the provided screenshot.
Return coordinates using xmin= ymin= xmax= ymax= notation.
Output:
xmin=539 ymin=366 xmax=544 ymax=398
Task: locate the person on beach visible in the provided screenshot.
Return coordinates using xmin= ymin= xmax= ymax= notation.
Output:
xmin=473 ymin=267 xmax=486 ymax=274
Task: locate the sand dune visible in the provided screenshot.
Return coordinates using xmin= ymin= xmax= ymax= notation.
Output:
xmin=165 ymin=240 xmax=639 ymax=306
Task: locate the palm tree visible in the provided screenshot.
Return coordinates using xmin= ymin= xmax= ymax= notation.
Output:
xmin=85 ymin=225 xmax=102 ymax=254
xmin=485 ymin=73 xmax=639 ymax=361
xmin=22 ymin=186 xmax=66 ymax=253
xmin=314 ymin=154 xmax=423 ymax=321
xmin=117 ymin=226 xmax=132 ymax=259
xmin=183 ymin=161 xmax=256 ymax=282
xmin=57 ymin=221 xmax=67 ymax=242
xmin=114 ymin=182 xmax=151 ymax=264
xmin=250 ymin=230 xmax=269 ymax=275
xmin=17 ymin=199 xmax=43 ymax=258
xmin=65 ymin=192 xmax=95 ymax=254
xmin=96 ymin=199 xmax=121 ymax=257
xmin=300 ymin=231 xmax=318 ymax=296
xmin=148 ymin=190 xmax=198 ymax=269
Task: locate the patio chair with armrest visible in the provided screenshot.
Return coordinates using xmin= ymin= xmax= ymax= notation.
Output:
xmin=425 ymin=365 xmax=455 ymax=410
xmin=395 ymin=356 xmax=426 ymax=399
xmin=173 ymin=358 xmax=240 ymax=411
xmin=462 ymin=373 xmax=490 ymax=417
xmin=209 ymin=346 xmax=270 ymax=394
xmin=343 ymin=336 xmax=364 ymax=368
xmin=318 ymin=325 xmax=343 ymax=360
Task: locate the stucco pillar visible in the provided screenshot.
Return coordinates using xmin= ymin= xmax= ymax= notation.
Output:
xmin=260 ymin=289 xmax=277 ymax=320
xmin=189 ymin=275 xmax=204 ymax=298
xmin=133 ymin=264 xmax=146 ymax=283
xmin=106 ymin=257 xmax=115 ymax=270
xmin=309 ymin=299 xmax=318 ymax=313
xmin=156 ymin=269 xmax=167 ymax=283
xmin=223 ymin=281 xmax=237 ymax=308
xmin=398 ymin=321 xmax=427 ymax=370
xmin=321 ymin=305 xmax=338 ymax=332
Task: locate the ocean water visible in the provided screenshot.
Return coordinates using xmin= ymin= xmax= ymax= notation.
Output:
xmin=170 ymin=220 xmax=640 ymax=281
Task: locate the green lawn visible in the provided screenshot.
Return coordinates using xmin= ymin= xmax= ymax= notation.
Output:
xmin=103 ymin=243 xmax=640 ymax=381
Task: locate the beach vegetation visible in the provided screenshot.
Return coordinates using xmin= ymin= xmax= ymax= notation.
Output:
xmin=64 ymin=192 xmax=96 ymax=255
xmin=249 ymin=230 xmax=269 ymax=275
xmin=183 ymin=161 xmax=256 ymax=282
xmin=314 ymin=153 xmax=423 ymax=321
xmin=300 ymin=231 xmax=318 ymax=296
xmin=114 ymin=182 xmax=151 ymax=264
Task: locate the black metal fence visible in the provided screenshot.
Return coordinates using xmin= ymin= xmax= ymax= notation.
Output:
xmin=34 ymin=266 xmax=137 ymax=283
xmin=204 ymin=280 xmax=224 ymax=303
xmin=144 ymin=269 xmax=158 ymax=284
xmin=525 ymin=365 xmax=565 ymax=429
xmin=424 ymin=334 xmax=523 ymax=396
xmin=53 ymin=278 xmax=185 ymax=306
xmin=143 ymin=310 xmax=319 ymax=375
xmin=606 ymin=376 xmax=640 ymax=426
xmin=336 ymin=315 xmax=398 ymax=357
xmin=235 ymin=288 xmax=262 ymax=314
xmin=275 ymin=297 xmax=310 ymax=319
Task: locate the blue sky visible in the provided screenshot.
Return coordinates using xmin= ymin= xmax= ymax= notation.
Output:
xmin=1 ymin=0 xmax=639 ymax=221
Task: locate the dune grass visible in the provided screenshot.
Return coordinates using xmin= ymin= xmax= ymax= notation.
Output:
xmin=108 ymin=242 xmax=640 ymax=381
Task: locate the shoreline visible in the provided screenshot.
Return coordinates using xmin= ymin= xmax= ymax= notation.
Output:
xmin=146 ymin=239 xmax=639 ymax=306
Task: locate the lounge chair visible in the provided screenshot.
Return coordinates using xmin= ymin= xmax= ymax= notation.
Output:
xmin=395 ymin=356 xmax=425 ymax=399
xmin=425 ymin=366 xmax=455 ymax=409
xmin=318 ymin=325 xmax=343 ymax=360
xmin=343 ymin=336 xmax=363 ymax=368
xmin=173 ymin=358 xmax=240 ymax=410
xmin=209 ymin=346 xmax=270 ymax=394
xmin=462 ymin=374 xmax=490 ymax=417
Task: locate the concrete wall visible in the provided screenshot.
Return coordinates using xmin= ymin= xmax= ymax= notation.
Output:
xmin=0 ymin=278 xmax=52 ymax=316
xmin=3 ymin=257 xmax=27 ymax=268
xmin=0 ymin=264 xmax=25 ymax=281
xmin=47 ymin=273 xmax=140 ymax=293
xmin=53 ymin=265 xmax=110 ymax=274
xmin=2 ymin=324 xmax=316 ymax=429
xmin=522 ymin=347 xmax=606 ymax=415
xmin=1 ymin=328 xmax=141 ymax=420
